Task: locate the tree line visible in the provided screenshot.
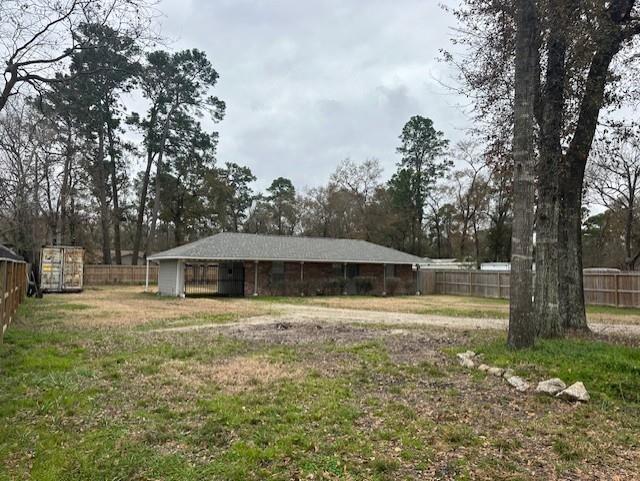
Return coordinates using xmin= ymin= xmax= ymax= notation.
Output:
xmin=0 ymin=76 xmax=515 ymax=266
xmin=0 ymin=3 xmax=517 ymax=267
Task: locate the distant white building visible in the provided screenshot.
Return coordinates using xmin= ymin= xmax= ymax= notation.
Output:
xmin=420 ymin=258 xmax=476 ymax=270
xmin=481 ymin=262 xmax=511 ymax=272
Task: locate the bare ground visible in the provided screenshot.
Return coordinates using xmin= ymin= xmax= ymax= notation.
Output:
xmin=154 ymin=302 xmax=640 ymax=338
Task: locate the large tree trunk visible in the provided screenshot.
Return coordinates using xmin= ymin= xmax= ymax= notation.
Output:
xmin=146 ymin=109 xmax=174 ymax=255
xmin=131 ymin=105 xmax=160 ymax=266
xmin=106 ymin=123 xmax=122 ymax=265
xmin=148 ymin=155 xmax=162 ymax=253
xmin=57 ymin=127 xmax=73 ymax=246
xmin=558 ymin=170 xmax=587 ymax=330
xmin=508 ymin=0 xmax=538 ymax=349
xmin=558 ymin=12 xmax=625 ymax=331
xmin=96 ymin=127 xmax=112 ymax=264
xmin=535 ymin=5 xmax=566 ymax=338
xmin=131 ymin=148 xmax=154 ymax=266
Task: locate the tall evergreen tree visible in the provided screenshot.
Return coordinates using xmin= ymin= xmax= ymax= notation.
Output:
xmin=393 ymin=115 xmax=450 ymax=255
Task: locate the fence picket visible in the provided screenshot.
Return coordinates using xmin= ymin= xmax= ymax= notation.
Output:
xmin=419 ymin=270 xmax=640 ymax=308
xmin=83 ymin=265 xmax=159 ymax=285
xmin=0 ymin=260 xmax=27 ymax=341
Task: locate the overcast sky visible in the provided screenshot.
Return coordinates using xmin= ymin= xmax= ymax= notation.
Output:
xmin=156 ymin=0 xmax=469 ymax=192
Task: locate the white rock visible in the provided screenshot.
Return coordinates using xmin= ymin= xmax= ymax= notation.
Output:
xmin=457 ymin=350 xmax=476 ymax=360
xmin=488 ymin=367 xmax=505 ymax=377
xmin=506 ymin=376 xmax=530 ymax=392
xmin=502 ymin=368 xmax=515 ymax=379
xmin=556 ymin=382 xmax=590 ymax=402
xmin=459 ymin=357 xmax=475 ymax=369
xmin=535 ymin=378 xmax=567 ymax=396
xmin=477 ymin=364 xmax=490 ymax=371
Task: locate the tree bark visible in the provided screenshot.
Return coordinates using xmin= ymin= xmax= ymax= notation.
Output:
xmin=56 ymin=126 xmax=73 ymax=246
xmin=131 ymin=148 xmax=154 ymax=266
xmin=96 ymin=126 xmax=112 ymax=264
xmin=106 ymin=122 xmax=122 ymax=265
xmin=558 ymin=9 xmax=626 ymax=331
xmin=508 ymin=0 xmax=538 ymax=349
xmin=146 ymin=106 xmax=175 ymax=256
xmin=558 ymin=169 xmax=587 ymax=330
xmin=535 ymin=3 xmax=566 ymax=338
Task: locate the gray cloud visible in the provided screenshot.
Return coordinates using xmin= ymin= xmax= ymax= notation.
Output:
xmin=158 ymin=0 xmax=469 ymax=191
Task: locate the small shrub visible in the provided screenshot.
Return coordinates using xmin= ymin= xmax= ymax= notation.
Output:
xmin=294 ymin=279 xmax=312 ymax=296
xmin=318 ymin=277 xmax=346 ymax=296
xmin=266 ymin=279 xmax=285 ymax=296
xmin=354 ymin=276 xmax=375 ymax=295
xmin=385 ymin=276 xmax=401 ymax=296
xmin=403 ymin=279 xmax=416 ymax=294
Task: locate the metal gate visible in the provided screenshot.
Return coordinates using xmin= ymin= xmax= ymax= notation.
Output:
xmin=183 ymin=262 xmax=245 ymax=296
xmin=184 ymin=263 xmax=219 ymax=295
xmin=217 ymin=262 xmax=245 ymax=296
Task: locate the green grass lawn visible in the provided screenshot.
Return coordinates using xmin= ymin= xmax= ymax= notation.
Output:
xmin=1 ymin=294 xmax=639 ymax=480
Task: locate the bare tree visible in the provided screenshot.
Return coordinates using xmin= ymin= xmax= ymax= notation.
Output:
xmin=587 ymin=125 xmax=640 ymax=270
xmin=451 ymin=141 xmax=488 ymax=261
xmin=330 ymin=158 xmax=383 ymax=240
xmin=0 ymin=99 xmax=55 ymax=260
xmin=0 ymin=0 xmax=155 ymax=112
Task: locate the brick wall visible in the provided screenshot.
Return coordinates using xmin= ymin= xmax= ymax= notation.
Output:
xmin=243 ymin=261 xmax=415 ymax=296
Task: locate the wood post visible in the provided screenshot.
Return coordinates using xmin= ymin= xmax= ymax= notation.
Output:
xmin=383 ymin=263 xmax=387 ymax=296
xmin=615 ymin=273 xmax=620 ymax=307
xmin=254 ymin=260 xmax=259 ymax=296
xmin=343 ymin=263 xmax=347 ymax=295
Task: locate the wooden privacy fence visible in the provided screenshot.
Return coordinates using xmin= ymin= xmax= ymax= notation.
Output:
xmin=1 ymin=260 xmax=27 ymax=341
xmin=83 ymin=265 xmax=158 ymax=285
xmin=419 ymin=270 xmax=640 ymax=308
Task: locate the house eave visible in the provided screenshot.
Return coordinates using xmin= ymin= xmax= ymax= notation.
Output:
xmin=147 ymin=255 xmax=421 ymax=265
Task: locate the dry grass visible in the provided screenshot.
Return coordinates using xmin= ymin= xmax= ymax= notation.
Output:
xmin=265 ymin=294 xmax=640 ymax=326
xmin=2 ymin=290 xmax=640 ymax=479
xmin=160 ymin=356 xmax=306 ymax=393
xmin=43 ymin=286 xmax=271 ymax=327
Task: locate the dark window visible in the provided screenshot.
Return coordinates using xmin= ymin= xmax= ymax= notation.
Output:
xmin=385 ymin=264 xmax=396 ymax=278
xmin=346 ymin=264 xmax=359 ymax=279
xmin=271 ymin=261 xmax=285 ymax=284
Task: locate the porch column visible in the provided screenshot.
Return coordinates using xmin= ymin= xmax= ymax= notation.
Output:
xmin=382 ymin=263 xmax=387 ymax=296
xmin=145 ymin=259 xmax=149 ymax=292
xmin=300 ymin=262 xmax=304 ymax=296
xmin=343 ymin=263 xmax=347 ymax=295
xmin=175 ymin=260 xmax=181 ymax=297
xmin=415 ymin=264 xmax=421 ymax=296
xmin=253 ymin=260 xmax=259 ymax=296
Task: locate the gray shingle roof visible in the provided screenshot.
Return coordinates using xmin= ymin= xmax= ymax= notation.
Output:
xmin=148 ymin=233 xmax=423 ymax=265
xmin=0 ymin=243 xmax=24 ymax=262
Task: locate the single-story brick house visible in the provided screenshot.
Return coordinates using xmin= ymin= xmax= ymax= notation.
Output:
xmin=147 ymin=232 xmax=424 ymax=297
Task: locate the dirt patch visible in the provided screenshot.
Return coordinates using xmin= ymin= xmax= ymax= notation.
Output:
xmin=161 ymin=356 xmax=305 ymax=393
xmin=217 ymin=321 xmax=471 ymax=366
